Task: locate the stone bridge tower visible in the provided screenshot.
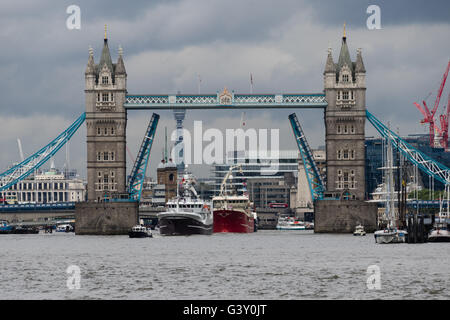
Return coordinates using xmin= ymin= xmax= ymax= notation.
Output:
xmin=85 ymin=31 xmax=127 ymax=202
xmin=323 ymin=29 xmax=366 ymax=200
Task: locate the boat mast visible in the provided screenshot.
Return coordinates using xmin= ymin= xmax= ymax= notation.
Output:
xmin=385 ymin=133 xmax=395 ymax=229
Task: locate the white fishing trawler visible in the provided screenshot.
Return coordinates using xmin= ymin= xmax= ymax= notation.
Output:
xmin=158 ymin=172 xmax=213 ymax=236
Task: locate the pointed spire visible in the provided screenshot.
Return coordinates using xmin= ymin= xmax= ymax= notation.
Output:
xmin=355 ymin=48 xmax=366 ymax=73
xmin=337 ymin=24 xmax=353 ymax=74
xmin=98 ymin=29 xmax=114 ymax=74
xmin=104 ymin=24 xmax=107 ymax=40
xmin=324 ymin=47 xmax=336 ymax=73
xmin=85 ymin=45 xmax=95 ymax=75
xmin=115 ymin=45 xmax=127 ymax=75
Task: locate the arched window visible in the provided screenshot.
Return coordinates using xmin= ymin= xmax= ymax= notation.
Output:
xmin=343 ymin=149 xmax=349 ymax=159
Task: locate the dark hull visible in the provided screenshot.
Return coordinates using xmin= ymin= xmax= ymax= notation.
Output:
xmin=428 ymin=235 xmax=450 ymax=242
xmin=159 ymin=216 xmax=212 ymax=236
xmin=128 ymin=231 xmax=152 ymax=238
xmin=12 ymin=228 xmax=39 ymax=234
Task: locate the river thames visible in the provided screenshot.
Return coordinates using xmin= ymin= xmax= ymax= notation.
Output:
xmin=0 ymin=230 xmax=449 ymax=300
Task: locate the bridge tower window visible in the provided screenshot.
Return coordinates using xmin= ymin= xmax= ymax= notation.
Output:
xmin=342 ymin=91 xmax=349 ymax=100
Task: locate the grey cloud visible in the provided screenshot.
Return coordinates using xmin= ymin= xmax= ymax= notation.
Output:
xmin=306 ymin=0 xmax=450 ymax=28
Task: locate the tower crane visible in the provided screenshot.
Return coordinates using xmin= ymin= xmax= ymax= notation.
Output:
xmin=413 ymin=60 xmax=450 ymax=148
xmin=438 ymin=92 xmax=450 ymax=150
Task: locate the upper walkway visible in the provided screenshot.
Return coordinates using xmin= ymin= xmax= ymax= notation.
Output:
xmin=124 ymin=91 xmax=327 ymax=110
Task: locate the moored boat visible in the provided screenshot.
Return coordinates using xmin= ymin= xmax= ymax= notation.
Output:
xmin=353 ymin=224 xmax=366 ymax=236
xmin=428 ymin=217 xmax=450 ymax=242
xmin=129 ymin=225 xmax=153 ymax=238
xmin=56 ymin=224 xmax=74 ymax=233
xmin=374 ymin=133 xmax=407 ymax=244
xmin=374 ymin=228 xmax=407 ymax=243
xmin=11 ymin=225 xmax=40 ymax=234
xmin=276 ymin=216 xmax=306 ymax=230
xmin=0 ymin=220 xmax=13 ymax=234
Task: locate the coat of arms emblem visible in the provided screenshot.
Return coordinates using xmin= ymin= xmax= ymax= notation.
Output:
xmin=219 ymin=87 xmax=232 ymax=105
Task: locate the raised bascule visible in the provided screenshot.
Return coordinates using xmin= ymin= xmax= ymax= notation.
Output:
xmin=2 ymin=27 xmax=450 ymax=234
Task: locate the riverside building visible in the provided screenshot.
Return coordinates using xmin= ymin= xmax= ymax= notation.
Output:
xmin=0 ymin=168 xmax=86 ymax=204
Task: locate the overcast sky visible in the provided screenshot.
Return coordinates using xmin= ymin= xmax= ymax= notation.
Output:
xmin=0 ymin=0 xmax=449 ymax=179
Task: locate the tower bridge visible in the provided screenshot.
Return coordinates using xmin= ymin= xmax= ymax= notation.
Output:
xmin=2 ymin=27 xmax=450 ymax=234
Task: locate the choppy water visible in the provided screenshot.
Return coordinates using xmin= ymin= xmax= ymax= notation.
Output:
xmin=0 ymin=230 xmax=449 ymax=300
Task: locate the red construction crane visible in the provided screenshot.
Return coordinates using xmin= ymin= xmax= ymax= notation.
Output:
xmin=438 ymin=92 xmax=450 ymax=149
xmin=414 ymin=60 xmax=450 ymax=149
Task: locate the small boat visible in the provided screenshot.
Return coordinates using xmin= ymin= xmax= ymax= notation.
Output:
xmin=305 ymin=222 xmax=314 ymax=230
xmin=11 ymin=225 xmax=40 ymax=234
xmin=0 ymin=220 xmax=13 ymax=234
xmin=276 ymin=216 xmax=306 ymax=230
xmin=56 ymin=224 xmax=74 ymax=233
xmin=128 ymin=225 xmax=153 ymax=238
xmin=374 ymin=228 xmax=407 ymax=244
xmin=353 ymin=224 xmax=366 ymax=236
xmin=428 ymin=218 xmax=450 ymax=242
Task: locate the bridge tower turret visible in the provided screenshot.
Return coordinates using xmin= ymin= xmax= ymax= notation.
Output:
xmin=324 ymin=29 xmax=366 ymax=200
xmin=85 ymin=29 xmax=127 ymax=202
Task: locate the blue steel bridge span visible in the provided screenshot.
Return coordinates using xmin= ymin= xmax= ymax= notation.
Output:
xmin=124 ymin=92 xmax=328 ymax=110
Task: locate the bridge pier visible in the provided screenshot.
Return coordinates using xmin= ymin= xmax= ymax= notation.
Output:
xmin=75 ymin=201 xmax=138 ymax=235
xmin=314 ymin=200 xmax=377 ymax=233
